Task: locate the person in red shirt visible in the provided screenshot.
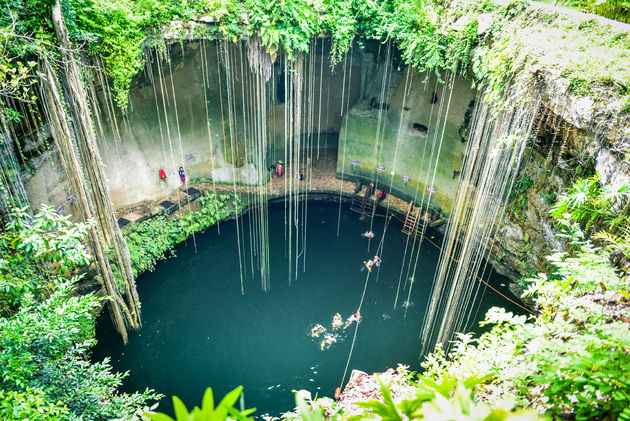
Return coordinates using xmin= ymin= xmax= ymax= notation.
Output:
xmin=376 ymin=189 xmax=387 ymax=205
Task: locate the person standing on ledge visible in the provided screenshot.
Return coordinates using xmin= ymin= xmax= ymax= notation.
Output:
xmin=376 ymin=189 xmax=387 ymax=205
xmin=353 ymin=180 xmax=363 ymax=195
xmin=276 ymin=161 xmax=283 ymax=177
xmin=178 ymin=166 xmax=186 ymax=185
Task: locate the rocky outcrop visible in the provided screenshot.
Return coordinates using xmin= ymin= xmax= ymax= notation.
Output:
xmin=336 ymin=368 xmax=415 ymax=417
xmin=489 ymin=106 xmax=630 ymax=285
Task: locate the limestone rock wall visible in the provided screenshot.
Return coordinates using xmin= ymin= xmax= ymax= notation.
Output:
xmin=490 ymin=107 xmax=630 ymax=281
xmin=20 ymin=37 xmax=630 ymax=285
xmin=336 ymin=60 xmax=474 ymax=214
xmin=25 ymin=39 xmax=360 ymax=210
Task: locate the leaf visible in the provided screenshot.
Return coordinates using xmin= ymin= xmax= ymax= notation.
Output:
xmin=145 ymin=413 xmax=176 ymax=421
xmin=377 ymin=377 xmax=402 ymax=421
xmin=217 ymin=385 xmax=242 ymax=409
xmin=172 ymin=395 xmax=190 ymax=420
xmin=199 ymin=387 xmax=215 ymax=417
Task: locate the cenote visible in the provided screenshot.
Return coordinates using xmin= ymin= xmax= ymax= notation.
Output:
xmin=93 ymin=200 xmax=520 ymax=416
xmin=3 ymin=0 xmax=629 ymax=418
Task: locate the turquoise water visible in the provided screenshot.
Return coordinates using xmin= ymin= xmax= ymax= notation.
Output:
xmin=93 ymin=201 xmax=517 ymax=416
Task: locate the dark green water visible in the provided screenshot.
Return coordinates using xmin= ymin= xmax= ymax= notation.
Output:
xmin=93 ymin=201 xmax=517 ymax=416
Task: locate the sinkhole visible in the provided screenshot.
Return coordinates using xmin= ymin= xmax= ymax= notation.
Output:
xmin=92 ymin=200 xmax=520 ymax=417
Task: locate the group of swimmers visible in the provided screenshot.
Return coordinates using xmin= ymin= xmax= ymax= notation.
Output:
xmin=363 ymin=255 xmax=381 ymax=272
xmin=311 ymin=310 xmax=361 ymax=350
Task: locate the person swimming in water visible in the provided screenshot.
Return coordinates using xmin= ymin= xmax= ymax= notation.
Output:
xmin=344 ymin=310 xmax=361 ymax=328
xmin=363 ymin=256 xmax=381 ymax=272
xmin=362 ymin=231 xmax=374 ymax=238
xmin=321 ymin=333 xmax=337 ymax=350
xmin=311 ymin=324 xmax=326 ymax=338
xmin=332 ymin=313 xmax=343 ymax=330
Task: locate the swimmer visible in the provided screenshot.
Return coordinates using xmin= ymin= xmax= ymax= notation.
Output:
xmin=373 ymin=255 xmax=381 ymax=266
xmin=364 ymin=259 xmax=374 ymax=272
xmin=344 ymin=310 xmax=361 ymax=328
xmin=311 ymin=324 xmax=326 ymax=338
xmin=320 ymin=333 xmax=337 ymax=350
xmin=332 ymin=313 xmax=343 ymax=330
xmin=362 ymin=231 xmax=374 ymax=238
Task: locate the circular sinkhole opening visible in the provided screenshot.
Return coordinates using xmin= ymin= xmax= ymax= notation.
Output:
xmin=92 ymin=200 xmax=518 ymax=417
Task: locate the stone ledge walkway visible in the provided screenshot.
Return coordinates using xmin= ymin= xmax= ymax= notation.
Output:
xmin=115 ymin=149 xmax=412 ymax=227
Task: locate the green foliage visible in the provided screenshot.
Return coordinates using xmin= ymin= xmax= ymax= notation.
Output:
xmin=351 ymin=375 xmax=542 ymax=421
xmin=0 ymin=206 xmax=93 ymax=316
xmin=559 ymin=0 xmax=630 ymax=23
xmin=551 ymin=174 xmax=629 ymax=233
xmin=194 ymin=0 xmax=244 ymax=40
xmin=4 ymin=205 xmax=93 ymax=272
xmin=120 ymin=193 xmax=236 ymax=277
xmin=256 ymin=366 xmax=543 ymax=421
xmin=3 ymin=0 xmax=629 ymax=115
xmin=246 ymin=0 xmax=319 ymax=59
xmin=0 ymin=57 xmax=38 ymax=104
xmin=539 ymin=189 xmax=556 ymax=206
xmin=397 ymin=2 xmax=479 ymax=76
xmin=509 ymin=175 xmax=535 ymax=220
xmin=0 ymin=205 xmax=160 ymax=420
xmin=146 ymin=386 xmax=255 ymax=421
xmin=64 ymin=0 xmax=147 ymax=108
xmin=0 ymin=387 xmax=69 ymax=420
xmin=419 ymin=199 xmax=630 ymax=421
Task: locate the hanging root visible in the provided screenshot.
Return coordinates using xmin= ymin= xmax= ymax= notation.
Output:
xmin=247 ymin=36 xmax=273 ymax=82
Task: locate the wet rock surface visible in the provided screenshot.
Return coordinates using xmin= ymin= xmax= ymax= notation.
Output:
xmin=336 ymin=368 xmax=415 ymax=417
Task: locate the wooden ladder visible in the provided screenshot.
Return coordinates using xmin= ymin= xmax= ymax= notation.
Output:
xmin=350 ymin=195 xmax=375 ymax=216
xmin=402 ymin=201 xmax=421 ymax=236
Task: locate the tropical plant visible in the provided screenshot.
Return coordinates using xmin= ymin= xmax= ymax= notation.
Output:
xmin=415 ymin=175 xmax=630 ymax=419
xmin=352 ymin=375 xmax=544 ymax=421
xmin=118 ymin=193 xmax=237 ymax=278
xmin=0 ymin=388 xmax=69 ymax=420
xmin=556 ymin=0 xmax=630 ymax=23
xmin=551 ymin=175 xmax=629 ymax=233
xmin=0 ymin=205 xmax=161 ymax=419
xmin=509 ymin=174 xmax=535 ymax=220
xmin=0 ymin=206 xmax=92 ymax=315
xmin=145 ymin=386 xmax=255 ymax=421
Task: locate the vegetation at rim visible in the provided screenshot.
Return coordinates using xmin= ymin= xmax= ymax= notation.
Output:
xmin=0 ymin=206 xmax=161 ymax=420
xmin=0 ymin=193 xmax=241 ymax=419
xmin=111 ymin=192 xmax=239 ymax=283
xmin=2 ymin=0 xmax=630 ymax=114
